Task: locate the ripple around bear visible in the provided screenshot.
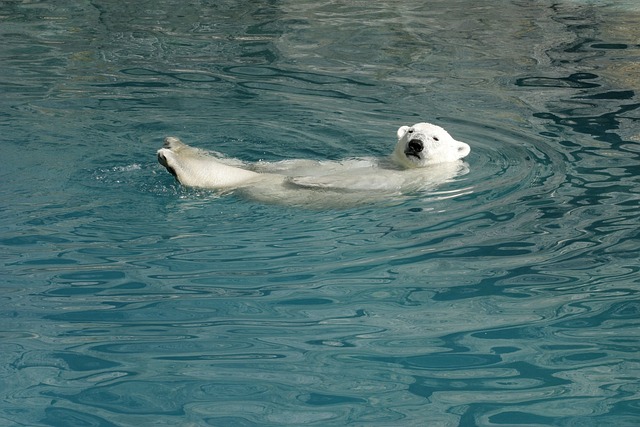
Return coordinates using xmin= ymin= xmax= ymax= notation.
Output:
xmin=157 ymin=122 xmax=471 ymax=207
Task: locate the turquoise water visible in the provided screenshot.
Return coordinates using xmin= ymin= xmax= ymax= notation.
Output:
xmin=2 ymin=0 xmax=640 ymax=425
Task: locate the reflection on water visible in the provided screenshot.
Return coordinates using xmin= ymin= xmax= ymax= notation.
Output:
xmin=1 ymin=0 xmax=640 ymax=425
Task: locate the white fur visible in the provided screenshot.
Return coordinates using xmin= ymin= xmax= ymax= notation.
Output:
xmin=157 ymin=123 xmax=470 ymax=206
xmin=392 ymin=123 xmax=471 ymax=167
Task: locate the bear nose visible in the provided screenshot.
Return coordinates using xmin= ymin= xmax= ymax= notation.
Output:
xmin=408 ymin=139 xmax=423 ymax=153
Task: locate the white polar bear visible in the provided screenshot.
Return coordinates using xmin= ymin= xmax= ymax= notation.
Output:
xmin=157 ymin=122 xmax=470 ymax=207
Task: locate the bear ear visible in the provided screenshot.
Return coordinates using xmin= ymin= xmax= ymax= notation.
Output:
xmin=397 ymin=126 xmax=410 ymax=139
xmin=457 ymin=141 xmax=471 ymax=158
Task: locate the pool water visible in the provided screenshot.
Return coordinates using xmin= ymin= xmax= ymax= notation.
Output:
xmin=2 ymin=1 xmax=640 ymax=425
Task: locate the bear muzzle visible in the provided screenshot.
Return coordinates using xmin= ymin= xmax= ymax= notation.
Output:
xmin=404 ymin=139 xmax=424 ymax=158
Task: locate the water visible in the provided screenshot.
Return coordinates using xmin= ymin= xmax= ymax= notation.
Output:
xmin=1 ymin=0 xmax=640 ymax=425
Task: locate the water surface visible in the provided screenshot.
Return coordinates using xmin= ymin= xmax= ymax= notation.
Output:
xmin=1 ymin=1 xmax=640 ymax=426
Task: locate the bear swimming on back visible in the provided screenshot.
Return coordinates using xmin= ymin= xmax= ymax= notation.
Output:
xmin=157 ymin=122 xmax=470 ymax=207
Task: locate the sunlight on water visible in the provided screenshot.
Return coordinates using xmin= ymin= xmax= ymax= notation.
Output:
xmin=1 ymin=0 xmax=640 ymax=426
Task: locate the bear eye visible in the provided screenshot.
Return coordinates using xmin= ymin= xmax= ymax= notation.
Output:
xmin=407 ymin=129 xmax=414 ymax=134
xmin=433 ymin=136 xmax=439 ymax=141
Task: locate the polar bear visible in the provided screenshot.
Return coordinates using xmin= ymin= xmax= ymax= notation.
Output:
xmin=157 ymin=122 xmax=470 ymax=207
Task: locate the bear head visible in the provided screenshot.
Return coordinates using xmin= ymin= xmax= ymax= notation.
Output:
xmin=392 ymin=122 xmax=470 ymax=168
